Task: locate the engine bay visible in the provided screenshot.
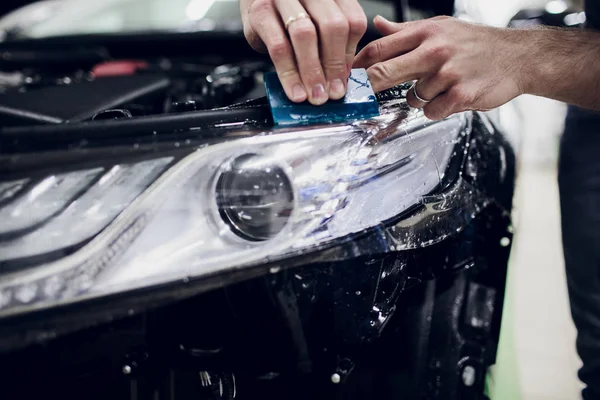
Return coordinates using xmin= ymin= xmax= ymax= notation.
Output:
xmin=0 ymin=57 xmax=269 ymax=127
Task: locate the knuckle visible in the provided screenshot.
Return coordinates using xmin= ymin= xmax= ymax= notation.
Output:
xmin=437 ymin=67 xmax=459 ymax=83
xmin=290 ymin=20 xmax=317 ymax=42
xmin=244 ymin=27 xmax=266 ymax=53
xmin=365 ymin=41 xmax=384 ymax=60
xmin=268 ymin=40 xmax=291 ymax=59
xmin=369 ymin=62 xmax=394 ymax=83
xmin=348 ymin=14 xmax=368 ymax=36
xmin=249 ymin=0 xmax=273 ymax=18
xmin=424 ymin=42 xmax=451 ymax=60
xmin=323 ymin=16 xmax=349 ymax=36
xmin=419 ymin=21 xmax=443 ymax=38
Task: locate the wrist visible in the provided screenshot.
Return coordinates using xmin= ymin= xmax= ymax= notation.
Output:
xmin=501 ymin=28 xmax=546 ymax=97
xmin=515 ymin=28 xmax=564 ymax=97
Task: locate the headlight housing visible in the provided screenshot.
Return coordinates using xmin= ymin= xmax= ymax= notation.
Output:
xmin=0 ymin=101 xmax=469 ymax=317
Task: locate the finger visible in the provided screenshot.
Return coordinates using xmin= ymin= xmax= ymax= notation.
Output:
xmin=422 ymin=91 xmax=457 ymax=120
xmin=405 ymin=74 xmax=453 ymax=108
xmin=248 ymin=0 xmax=307 ymax=102
xmin=365 ymin=48 xmax=433 ymax=93
xmin=303 ymin=0 xmax=349 ymax=100
xmin=335 ymin=0 xmax=368 ymax=76
xmin=374 ymin=15 xmax=450 ymax=36
xmin=358 ymin=16 xmax=452 ymax=68
xmin=424 ymin=84 xmax=484 ymax=119
xmin=353 ymin=25 xmax=424 ymax=69
xmin=276 ymin=0 xmax=328 ymax=105
xmin=373 ymin=15 xmax=410 ymax=36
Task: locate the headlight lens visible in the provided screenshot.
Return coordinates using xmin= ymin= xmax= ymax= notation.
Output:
xmin=0 ymin=108 xmax=468 ymax=317
xmin=215 ymin=154 xmax=294 ymax=241
xmin=0 ymin=158 xmax=173 ymax=265
xmin=0 ymin=169 xmax=102 ymax=237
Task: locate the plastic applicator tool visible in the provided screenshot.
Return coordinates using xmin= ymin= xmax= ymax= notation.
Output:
xmin=264 ymin=68 xmax=380 ymax=126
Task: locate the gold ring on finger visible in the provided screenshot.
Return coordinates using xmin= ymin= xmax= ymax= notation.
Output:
xmin=284 ymin=12 xmax=310 ymax=30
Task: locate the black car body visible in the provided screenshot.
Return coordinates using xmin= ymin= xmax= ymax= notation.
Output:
xmin=0 ymin=1 xmax=515 ymax=399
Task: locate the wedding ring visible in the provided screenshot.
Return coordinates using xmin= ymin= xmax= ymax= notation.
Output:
xmin=412 ymin=82 xmax=432 ymax=104
xmin=284 ymin=12 xmax=310 ymax=30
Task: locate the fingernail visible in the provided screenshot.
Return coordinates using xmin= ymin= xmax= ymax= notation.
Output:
xmin=312 ymin=84 xmax=327 ymax=103
xmin=292 ymin=84 xmax=307 ymax=102
xmin=329 ymin=79 xmax=346 ymax=99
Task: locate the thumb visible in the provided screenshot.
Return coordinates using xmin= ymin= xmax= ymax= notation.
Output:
xmin=373 ymin=15 xmax=407 ymax=36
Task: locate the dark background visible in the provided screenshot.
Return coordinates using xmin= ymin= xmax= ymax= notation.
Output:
xmin=0 ymin=0 xmax=37 ymax=17
xmin=0 ymin=0 xmax=30 ymax=16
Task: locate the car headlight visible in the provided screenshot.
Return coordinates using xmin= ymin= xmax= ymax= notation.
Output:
xmin=0 ymin=105 xmax=469 ymax=317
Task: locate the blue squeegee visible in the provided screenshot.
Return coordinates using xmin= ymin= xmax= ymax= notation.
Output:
xmin=264 ymin=68 xmax=380 ymax=126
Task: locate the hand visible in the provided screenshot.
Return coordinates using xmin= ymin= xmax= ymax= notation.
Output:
xmin=241 ymin=0 xmax=367 ymax=105
xmin=354 ymin=16 xmax=528 ymax=120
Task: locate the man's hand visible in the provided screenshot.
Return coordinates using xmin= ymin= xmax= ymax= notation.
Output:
xmin=241 ymin=0 xmax=367 ymax=105
xmin=354 ymin=16 xmax=528 ymax=120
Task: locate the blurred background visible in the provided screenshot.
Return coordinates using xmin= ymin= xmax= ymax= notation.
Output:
xmin=0 ymin=0 xmax=585 ymax=398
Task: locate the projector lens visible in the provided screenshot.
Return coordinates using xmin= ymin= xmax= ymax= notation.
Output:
xmin=216 ymin=154 xmax=294 ymax=241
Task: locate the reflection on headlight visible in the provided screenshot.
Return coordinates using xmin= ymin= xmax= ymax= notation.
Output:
xmin=0 ymin=107 xmax=469 ymax=317
xmin=0 ymin=169 xmax=102 ymax=236
xmin=0 ymin=158 xmax=172 ymax=263
xmin=0 ymin=179 xmax=30 ymax=203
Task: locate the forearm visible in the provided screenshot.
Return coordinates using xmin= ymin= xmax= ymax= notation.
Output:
xmin=522 ymin=27 xmax=600 ymax=110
